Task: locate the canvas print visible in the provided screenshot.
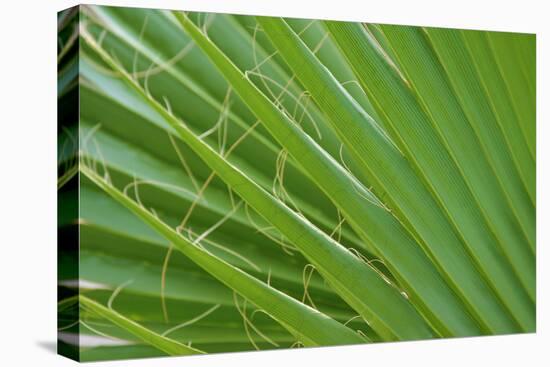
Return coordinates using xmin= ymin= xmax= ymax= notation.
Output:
xmin=57 ymin=4 xmax=536 ymax=362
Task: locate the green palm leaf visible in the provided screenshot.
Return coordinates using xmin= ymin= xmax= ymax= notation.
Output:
xmin=58 ymin=5 xmax=536 ymax=361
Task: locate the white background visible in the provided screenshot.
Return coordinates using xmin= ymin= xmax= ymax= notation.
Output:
xmin=0 ymin=0 xmax=548 ymax=365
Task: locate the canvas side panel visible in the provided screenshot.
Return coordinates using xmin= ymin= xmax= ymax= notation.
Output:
xmin=57 ymin=5 xmax=80 ymax=362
